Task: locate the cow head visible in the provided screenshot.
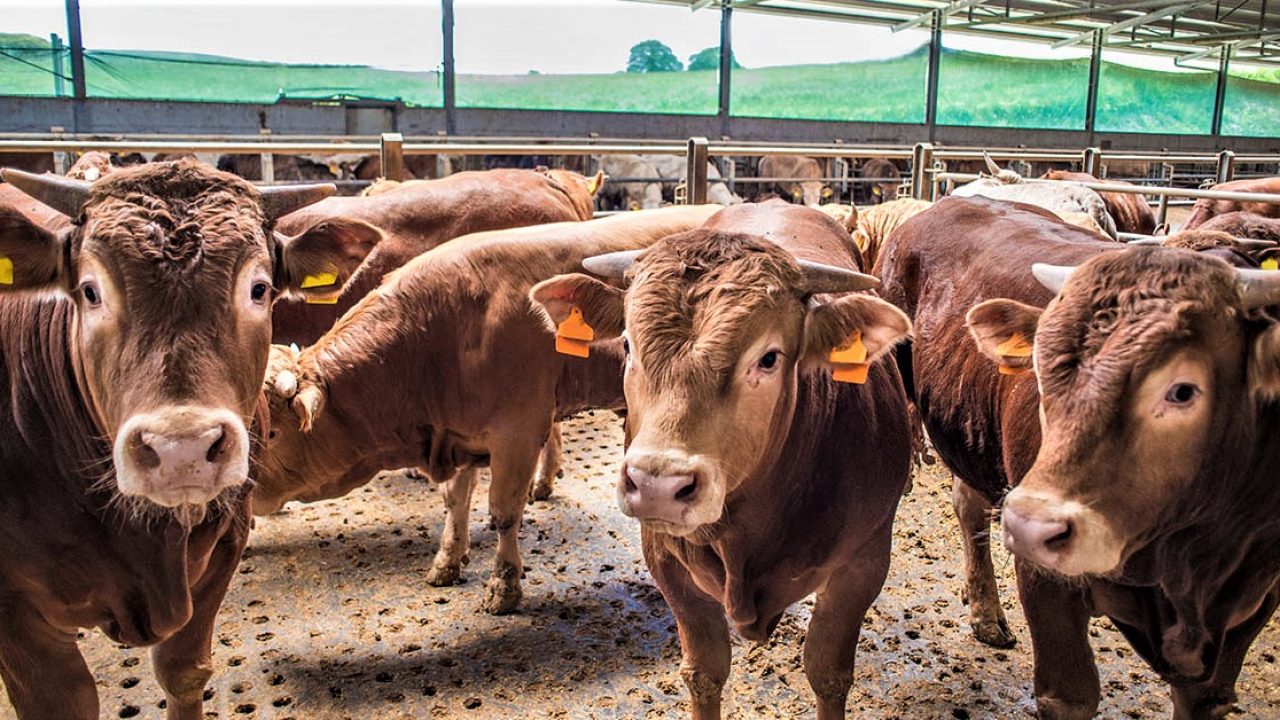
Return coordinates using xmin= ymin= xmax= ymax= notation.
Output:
xmin=531 ymin=230 xmax=909 ymax=537
xmin=792 ymin=182 xmax=832 ymax=207
xmin=0 ymin=161 xmax=380 ymax=520
xmin=967 ymin=249 xmax=1280 ymax=577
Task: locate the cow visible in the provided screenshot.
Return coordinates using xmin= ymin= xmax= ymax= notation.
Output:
xmin=852 ymin=198 xmax=932 ymax=269
xmin=757 ymin=155 xmax=832 ymax=206
xmin=1182 ymin=177 xmax=1280 ymax=229
xmin=952 ymin=155 xmax=1119 ymax=240
xmin=637 ymin=154 xmax=744 ymax=207
xmin=215 ymin=154 xmax=339 ymax=182
xmin=0 ymin=153 xmax=121 ymax=234
xmin=64 ymin=151 xmax=114 ymax=182
xmin=1041 ymin=169 xmax=1157 ymax=235
xmin=0 ymin=160 xmax=378 ymax=719
xmin=816 ymin=202 xmax=857 ymax=235
xmin=859 ymin=158 xmax=902 ymax=204
xmin=970 ymin=248 xmax=1280 ymax=720
xmin=595 ymin=154 xmax=664 ymax=211
xmin=270 ymin=168 xmax=599 ymax=347
xmin=530 ymin=200 xmax=913 ymax=719
xmin=1196 ymin=210 xmax=1280 ymax=241
xmin=258 ymin=206 xmax=721 ymax=615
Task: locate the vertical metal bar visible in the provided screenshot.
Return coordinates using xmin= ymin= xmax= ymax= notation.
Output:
xmin=1216 ymin=149 xmax=1236 ymax=184
xmin=50 ymin=33 xmax=66 ymax=98
xmin=686 ymin=137 xmax=710 ymax=205
xmin=1211 ymin=45 xmax=1231 ymax=136
xmin=1082 ymin=147 xmax=1102 ymax=175
xmin=911 ymin=142 xmax=934 ymax=200
xmin=259 ymin=129 xmax=274 ymax=185
xmin=442 ymin=0 xmax=457 ymax=135
xmin=925 ymin=11 xmax=942 ymax=139
xmin=64 ymin=0 xmax=86 ymax=100
xmin=718 ymin=3 xmax=733 ymax=138
xmin=381 ymin=132 xmax=406 ymax=181
xmin=1085 ymin=30 xmax=1102 ymax=136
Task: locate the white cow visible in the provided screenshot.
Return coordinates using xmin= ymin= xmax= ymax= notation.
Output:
xmin=638 ymin=154 xmax=744 ymax=206
xmin=594 ymin=154 xmax=664 ymax=210
xmin=952 ymin=154 xmax=1119 ymax=240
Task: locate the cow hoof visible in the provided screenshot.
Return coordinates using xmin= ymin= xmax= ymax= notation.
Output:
xmin=482 ymin=578 xmax=522 ymax=615
xmin=425 ymin=562 xmax=461 ymax=586
xmin=973 ymin=619 xmax=1016 ymax=648
xmin=1035 ymin=698 xmax=1097 ymax=720
xmin=529 ymin=482 xmax=554 ymax=503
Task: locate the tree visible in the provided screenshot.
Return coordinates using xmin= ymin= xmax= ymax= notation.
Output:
xmin=687 ymin=46 xmax=741 ymax=72
xmin=627 ymin=40 xmax=683 ymax=73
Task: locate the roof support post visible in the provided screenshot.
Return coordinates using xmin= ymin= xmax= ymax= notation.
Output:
xmin=1085 ymin=29 xmax=1102 ymax=138
xmin=718 ymin=2 xmax=733 ymax=138
xmin=64 ymin=0 xmax=86 ymax=132
xmin=1211 ymin=45 xmax=1231 ymax=136
xmin=442 ymin=0 xmax=457 ymax=135
xmin=925 ymin=10 xmax=942 ymax=141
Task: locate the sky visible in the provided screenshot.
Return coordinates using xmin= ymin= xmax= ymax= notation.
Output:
xmin=3 ymin=0 xmax=1202 ymax=74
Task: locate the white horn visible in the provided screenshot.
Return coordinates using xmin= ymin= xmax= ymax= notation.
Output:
xmin=1126 ymin=237 xmax=1165 ymax=246
xmin=983 ymin=151 xmax=1002 ymax=176
xmin=274 ymin=370 xmax=299 ymax=399
xmin=797 ymin=259 xmax=880 ymax=295
xmin=1238 ymin=268 xmax=1280 ymax=308
xmin=1032 ymin=263 xmax=1076 ymax=294
xmin=583 ymin=250 xmax=644 ymax=280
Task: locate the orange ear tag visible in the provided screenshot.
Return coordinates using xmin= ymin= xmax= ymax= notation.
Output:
xmin=0 ymin=256 xmax=12 ymax=286
xmin=995 ymin=332 xmax=1032 ymax=376
xmin=555 ymin=306 xmax=594 ymax=358
xmin=829 ymin=330 xmax=870 ymax=384
xmin=302 ymin=270 xmax=340 ymax=304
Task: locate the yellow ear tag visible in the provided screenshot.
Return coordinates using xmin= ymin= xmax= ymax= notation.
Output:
xmin=830 ymin=330 xmax=870 ymax=384
xmin=1263 ymin=258 xmax=1279 ymax=271
xmin=555 ymin=306 xmax=594 ymax=358
xmin=0 ymin=255 xmax=12 ymax=286
xmin=995 ymin=332 xmax=1033 ymax=375
xmin=300 ymin=271 xmax=338 ymax=289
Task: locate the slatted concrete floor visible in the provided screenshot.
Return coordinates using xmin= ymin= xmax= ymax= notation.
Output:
xmin=3 ymin=409 xmax=1278 ymax=718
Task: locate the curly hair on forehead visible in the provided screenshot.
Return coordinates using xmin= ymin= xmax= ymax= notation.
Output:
xmin=627 ymin=230 xmax=805 ymax=387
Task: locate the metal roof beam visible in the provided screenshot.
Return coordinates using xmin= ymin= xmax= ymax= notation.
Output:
xmin=892 ymin=0 xmax=991 ymax=32
xmin=1177 ymin=30 xmax=1280 ymax=64
xmin=1051 ymin=1 xmax=1213 ymax=48
xmin=951 ymin=0 xmax=1203 ymax=28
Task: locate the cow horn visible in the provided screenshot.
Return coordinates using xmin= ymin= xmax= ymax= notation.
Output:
xmin=273 ymin=370 xmax=299 ymax=399
xmin=1032 ymin=263 xmax=1076 ymax=294
xmin=0 ymin=168 xmax=91 ymax=217
xmin=1238 ymin=268 xmax=1280 ymax=308
xmin=1126 ymin=237 xmax=1165 ymax=246
xmin=583 ymin=250 xmax=644 ymax=280
xmin=1236 ymin=238 xmax=1278 ymax=251
xmin=258 ymin=183 xmax=337 ymax=221
xmin=798 ymin=260 xmax=879 ymax=295
xmin=983 ymin=151 xmax=1002 ymax=176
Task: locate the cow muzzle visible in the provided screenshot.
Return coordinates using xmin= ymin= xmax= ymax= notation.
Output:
xmin=618 ymin=450 xmax=723 ymax=535
xmin=1001 ymin=486 xmax=1123 ymax=576
xmin=114 ymin=406 xmax=250 ymax=507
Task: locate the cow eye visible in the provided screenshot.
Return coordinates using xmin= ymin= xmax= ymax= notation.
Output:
xmin=1165 ymin=382 xmax=1198 ymax=405
xmin=251 ymin=282 xmax=271 ymax=303
xmin=81 ymin=282 xmax=101 ymax=307
xmin=757 ymin=350 xmax=780 ymax=371
xmin=622 ymin=336 xmax=631 ymax=355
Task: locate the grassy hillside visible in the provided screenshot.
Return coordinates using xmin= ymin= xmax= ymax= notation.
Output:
xmin=3 ymin=33 xmax=1278 ymax=136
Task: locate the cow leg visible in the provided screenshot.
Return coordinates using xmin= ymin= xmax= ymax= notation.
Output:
xmin=530 ymin=422 xmax=563 ymax=503
xmin=152 ymin=523 xmax=247 ymax=720
xmin=804 ymin=523 xmax=893 ymax=720
xmin=1169 ymin=587 xmax=1280 ymax=720
xmin=0 ymin=603 xmax=97 ymax=720
xmin=646 ymin=542 xmax=731 ymax=720
xmin=1016 ymin=559 xmax=1099 ymax=720
xmin=426 ymin=466 xmax=478 ymax=586
xmin=481 ymin=439 xmax=541 ymax=614
xmin=952 ymin=476 xmax=1016 ymax=648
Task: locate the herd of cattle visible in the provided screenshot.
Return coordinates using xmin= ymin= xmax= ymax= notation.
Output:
xmin=2 ymin=146 xmax=1280 ymax=720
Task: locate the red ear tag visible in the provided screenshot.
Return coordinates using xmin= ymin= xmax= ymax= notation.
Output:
xmin=555 ymin=306 xmax=594 ymax=358
xmin=830 ymin=330 xmax=870 ymax=384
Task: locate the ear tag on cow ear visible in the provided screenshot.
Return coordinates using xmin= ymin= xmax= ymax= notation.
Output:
xmin=830 ymin=330 xmax=870 ymax=384
xmin=555 ymin=306 xmax=594 ymax=358
xmin=0 ymin=255 xmax=12 ymax=286
xmin=300 ymin=270 xmax=338 ymax=289
xmin=1263 ymin=258 xmax=1279 ymax=271
xmin=995 ymin=332 xmax=1033 ymax=376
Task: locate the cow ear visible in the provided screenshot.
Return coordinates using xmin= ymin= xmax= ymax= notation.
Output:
xmin=966 ymin=299 xmax=1043 ymax=374
xmin=529 ymin=273 xmax=625 ymax=340
xmin=802 ymin=294 xmax=911 ymax=369
xmin=275 ymin=217 xmax=382 ymax=301
xmin=0 ymin=205 xmax=66 ymax=293
xmin=1249 ymin=324 xmax=1280 ymax=399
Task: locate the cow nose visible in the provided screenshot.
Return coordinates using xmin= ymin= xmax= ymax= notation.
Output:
xmin=1001 ymin=506 xmax=1075 ymax=568
xmin=115 ymin=407 xmax=250 ymax=507
xmin=621 ymin=464 xmax=700 ymax=524
xmin=134 ymin=425 xmax=229 ymax=471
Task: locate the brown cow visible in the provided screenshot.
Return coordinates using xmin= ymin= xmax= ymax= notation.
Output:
xmin=852 ymin=198 xmax=932 ymax=268
xmin=860 ymin=157 xmax=902 ymax=204
xmin=1197 ymin=210 xmax=1280 ymax=241
xmin=1182 ymin=177 xmax=1280 ymax=229
xmin=972 ymin=250 xmax=1280 ymax=719
xmin=1042 ymin=169 xmax=1157 ymax=234
xmin=531 ymin=200 xmax=913 ymax=719
xmin=258 ymin=206 xmax=721 ymax=615
xmin=0 ymin=161 xmax=377 ymax=719
xmin=757 ymin=155 xmax=832 ymax=206
xmin=271 ymin=168 xmax=598 ymax=346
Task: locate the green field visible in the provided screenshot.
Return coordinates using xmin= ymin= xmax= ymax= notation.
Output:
xmin=3 ymin=33 xmax=1278 ymax=136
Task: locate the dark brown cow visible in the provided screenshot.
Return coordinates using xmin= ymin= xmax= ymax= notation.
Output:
xmin=860 ymin=157 xmax=902 ymax=204
xmin=215 ymin=154 xmax=339 ymax=182
xmin=0 ymin=161 xmax=377 ymax=719
xmin=270 ymin=168 xmax=597 ymax=346
xmin=1042 ymin=169 xmax=1157 ymax=234
xmin=1197 ymin=210 xmax=1280 ymax=241
xmin=531 ymin=201 xmax=913 ymax=719
xmin=1183 ymin=177 xmax=1280 ymax=229
xmin=258 ymin=206 xmax=720 ymax=615
xmin=757 ymin=155 xmax=832 ymax=206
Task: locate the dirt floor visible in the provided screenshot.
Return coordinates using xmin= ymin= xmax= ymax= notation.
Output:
xmin=3 ymin=409 xmax=1278 ymax=719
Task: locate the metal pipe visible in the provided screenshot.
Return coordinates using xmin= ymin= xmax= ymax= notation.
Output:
xmin=925 ymin=11 xmax=942 ymax=141
xmin=381 ymin=132 xmax=406 ymax=181
xmin=1216 ymin=149 xmax=1237 ymax=183
xmin=912 ymin=142 xmax=934 ymax=200
xmin=1085 ymin=30 xmax=1102 ymax=136
xmin=442 ymin=0 xmax=456 ymax=135
xmin=1082 ymin=147 xmax=1102 ymax=175
xmin=935 ymin=172 xmax=1280 ymax=204
xmin=1212 ymin=45 xmax=1231 ymax=136
xmin=685 ymin=137 xmax=709 ymax=205
xmin=64 ymin=0 xmax=85 ymax=101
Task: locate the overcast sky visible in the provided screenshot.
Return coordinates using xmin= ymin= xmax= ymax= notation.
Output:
xmin=5 ymin=0 xmax=1195 ymax=74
